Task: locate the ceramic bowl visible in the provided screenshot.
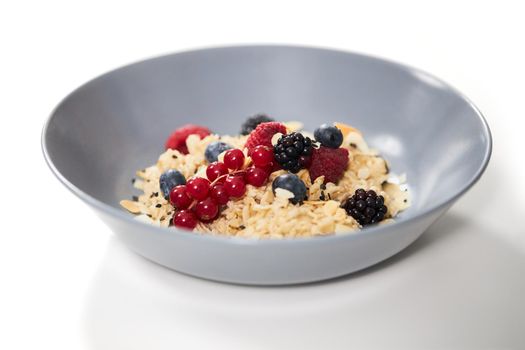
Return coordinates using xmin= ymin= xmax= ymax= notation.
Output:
xmin=42 ymin=45 xmax=492 ymax=285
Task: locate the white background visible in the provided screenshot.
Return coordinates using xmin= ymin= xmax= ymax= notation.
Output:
xmin=1 ymin=1 xmax=524 ymax=349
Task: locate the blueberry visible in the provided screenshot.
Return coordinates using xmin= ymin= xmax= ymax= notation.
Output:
xmin=159 ymin=169 xmax=186 ymax=199
xmin=314 ymin=124 xmax=343 ymax=148
xmin=272 ymin=174 xmax=307 ymax=204
xmin=205 ymin=141 xmax=233 ymax=163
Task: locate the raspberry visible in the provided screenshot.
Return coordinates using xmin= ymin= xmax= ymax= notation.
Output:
xmin=244 ymin=122 xmax=287 ymax=155
xmin=165 ymin=124 xmax=211 ymax=154
xmin=308 ymin=146 xmax=349 ymax=184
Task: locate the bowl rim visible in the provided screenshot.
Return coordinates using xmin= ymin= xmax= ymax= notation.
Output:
xmin=41 ymin=44 xmax=492 ymax=246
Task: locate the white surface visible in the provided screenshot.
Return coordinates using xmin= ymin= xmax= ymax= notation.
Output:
xmin=1 ymin=1 xmax=524 ymax=349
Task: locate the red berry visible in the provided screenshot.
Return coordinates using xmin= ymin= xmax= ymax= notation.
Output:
xmin=245 ymin=166 xmax=269 ymax=187
xmin=194 ymin=197 xmax=219 ymax=221
xmin=186 ymin=177 xmax=210 ymax=200
xmin=298 ymin=155 xmax=312 ymax=168
xmin=210 ymin=183 xmax=230 ymax=205
xmin=165 ymin=124 xmax=211 ymax=154
xmin=224 ymin=175 xmax=246 ymax=198
xmin=223 ymin=149 xmax=245 ymax=170
xmin=206 ymin=162 xmax=229 ymax=182
xmin=309 ymin=147 xmax=349 ymax=184
xmin=173 ymin=210 xmax=198 ymax=230
xmin=245 ymin=122 xmax=287 ymax=155
xmin=169 ymin=185 xmax=192 ymax=209
xmin=251 ymin=145 xmax=274 ymax=167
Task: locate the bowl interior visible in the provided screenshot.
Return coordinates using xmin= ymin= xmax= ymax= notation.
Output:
xmin=43 ymin=46 xmax=490 ymax=221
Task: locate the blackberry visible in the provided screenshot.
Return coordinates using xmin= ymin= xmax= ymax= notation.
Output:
xmin=342 ymin=188 xmax=388 ymax=226
xmin=273 ymin=132 xmax=315 ymax=173
xmin=240 ymin=114 xmax=274 ymax=135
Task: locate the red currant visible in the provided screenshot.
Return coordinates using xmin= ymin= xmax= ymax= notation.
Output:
xmin=245 ymin=166 xmax=269 ymax=187
xmin=173 ymin=210 xmax=198 ymax=230
xmin=251 ymin=145 xmax=274 ymax=167
xmin=210 ymin=183 xmax=230 ymax=205
xmin=169 ymin=185 xmax=192 ymax=209
xmin=194 ymin=197 xmax=219 ymax=221
xmin=206 ymin=162 xmax=229 ymax=182
xmin=186 ymin=177 xmax=210 ymax=200
xmin=224 ymin=175 xmax=246 ymax=198
xmin=223 ymin=149 xmax=245 ymax=170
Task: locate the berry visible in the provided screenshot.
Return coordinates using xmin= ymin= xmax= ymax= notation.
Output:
xmin=205 ymin=141 xmax=233 ymax=163
xmin=244 ymin=122 xmax=287 ymax=155
xmin=273 ymin=132 xmax=314 ymax=173
xmin=169 ymin=185 xmax=192 ymax=209
xmin=251 ymin=145 xmax=274 ymax=167
xmin=206 ymin=162 xmax=229 ymax=182
xmin=173 ymin=210 xmax=198 ymax=230
xmin=245 ymin=166 xmax=269 ymax=187
xmin=194 ymin=197 xmax=219 ymax=221
xmin=186 ymin=177 xmax=210 ymax=200
xmin=165 ymin=124 xmax=211 ymax=154
xmin=223 ymin=149 xmax=245 ymax=170
xmin=159 ymin=169 xmax=186 ymax=199
xmin=224 ymin=175 xmax=246 ymax=198
xmin=342 ymin=189 xmax=388 ymax=226
xmin=308 ymin=146 xmax=349 ymax=184
xmin=240 ymin=114 xmax=274 ymax=135
xmin=314 ymin=124 xmax=343 ymax=148
xmin=272 ymin=174 xmax=307 ymax=204
xmin=210 ymin=183 xmax=230 ymax=205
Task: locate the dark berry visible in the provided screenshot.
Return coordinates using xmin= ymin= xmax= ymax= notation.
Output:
xmin=273 ymin=132 xmax=315 ymax=173
xmin=271 ymin=174 xmax=307 ymax=204
xmin=205 ymin=141 xmax=233 ymax=163
xmin=342 ymin=188 xmax=388 ymax=226
xmin=159 ymin=169 xmax=186 ymax=199
xmin=240 ymin=114 xmax=274 ymax=135
xmin=314 ymin=124 xmax=343 ymax=148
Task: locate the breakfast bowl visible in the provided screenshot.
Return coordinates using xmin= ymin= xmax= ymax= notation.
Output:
xmin=42 ymin=45 xmax=492 ymax=285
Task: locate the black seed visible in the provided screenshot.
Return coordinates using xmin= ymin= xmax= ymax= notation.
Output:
xmin=132 ymin=195 xmax=139 ymax=201
xmin=172 ymin=154 xmax=178 ymax=159
xmin=350 ymin=143 xmax=357 ymax=148
xmin=403 ymin=199 xmax=407 ymax=203
xmin=328 ymin=193 xmax=331 ymax=200
xmin=320 ymin=183 xmax=327 ymax=190
xmin=131 ymin=178 xmax=135 ymax=184
xmin=239 ymin=225 xmax=246 ymax=230
xmin=153 ymin=192 xmax=159 ymax=197
xmin=320 ymin=192 xmax=326 ymax=201
xmin=155 ymin=204 xmax=162 ymax=208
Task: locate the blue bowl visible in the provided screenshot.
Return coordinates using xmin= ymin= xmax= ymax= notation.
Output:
xmin=42 ymin=45 xmax=492 ymax=285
